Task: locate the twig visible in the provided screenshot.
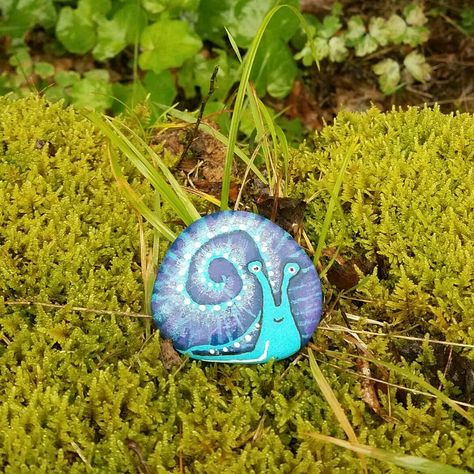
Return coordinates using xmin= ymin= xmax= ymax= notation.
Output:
xmin=4 ymin=300 xmax=151 ymax=319
xmin=125 ymin=439 xmax=151 ymax=474
xmin=320 ymin=324 xmax=474 ymax=349
xmin=314 ymin=356 xmax=474 ymax=410
xmin=179 ymin=65 xmax=219 ymax=162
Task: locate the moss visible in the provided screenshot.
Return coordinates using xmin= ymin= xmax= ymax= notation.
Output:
xmin=291 ymin=106 xmax=474 ymax=349
xmin=0 ymin=97 xmax=473 ymax=472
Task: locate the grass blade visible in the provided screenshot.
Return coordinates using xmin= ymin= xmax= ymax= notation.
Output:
xmin=306 ymin=433 xmax=468 ymax=473
xmin=308 ymin=349 xmax=367 ymax=473
xmin=275 ymin=125 xmax=289 ymax=195
xmin=220 ymin=4 xmax=319 ymax=210
xmin=247 ymin=83 xmax=273 ymax=186
xmin=109 ymin=146 xmax=176 ymax=241
xmin=225 ymin=27 xmax=243 ymax=63
xmin=313 ymin=139 xmax=359 ymax=266
xmin=110 ymin=119 xmax=201 ymax=225
xmin=88 ymin=111 xmax=200 ymax=226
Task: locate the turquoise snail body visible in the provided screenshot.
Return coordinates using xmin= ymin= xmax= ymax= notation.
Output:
xmin=151 ymin=211 xmax=322 ymax=364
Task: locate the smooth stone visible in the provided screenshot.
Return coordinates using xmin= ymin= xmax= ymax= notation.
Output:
xmin=151 ymin=210 xmax=323 ymax=363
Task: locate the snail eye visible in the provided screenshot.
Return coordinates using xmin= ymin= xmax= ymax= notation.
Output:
xmin=252 ymin=265 xmax=260 ymax=272
xmin=288 ymin=267 xmax=295 ymax=273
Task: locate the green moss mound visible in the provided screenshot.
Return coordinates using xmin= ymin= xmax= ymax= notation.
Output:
xmin=1 ymin=97 xmax=473 ymax=473
xmin=292 ymin=106 xmax=474 ymax=349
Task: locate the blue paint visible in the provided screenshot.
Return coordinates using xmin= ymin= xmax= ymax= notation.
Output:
xmin=152 ymin=211 xmax=323 ymax=364
xmin=183 ymin=262 xmax=302 ymax=362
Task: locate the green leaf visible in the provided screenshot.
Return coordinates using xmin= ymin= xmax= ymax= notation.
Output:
xmin=120 ymin=3 xmax=148 ymax=44
xmin=178 ymin=50 xmax=240 ymax=101
xmin=373 ymin=58 xmax=401 ymax=94
xmin=141 ymin=0 xmax=168 ymax=14
xmin=220 ymin=4 xmax=316 ymax=208
xmin=225 ymin=27 xmax=243 ymax=63
xmin=1 ymin=0 xmax=57 ymax=37
xmin=345 ymin=15 xmax=366 ymax=44
xmin=77 ymin=0 xmax=112 ymax=21
xmin=404 ymin=51 xmax=431 ymax=82
xmin=195 ymin=0 xmax=236 ymax=47
xmin=354 ymin=34 xmax=378 ymax=57
xmin=460 ymin=8 xmax=474 ymax=34
xmin=368 ymin=17 xmax=389 ymax=46
xmin=312 ymin=140 xmax=359 ymax=265
xmin=54 ymin=70 xmax=80 ymax=87
xmin=9 ymin=47 xmax=33 ymax=75
xmin=295 ymin=37 xmax=328 ymax=65
xmin=386 ymin=14 xmax=407 ymax=44
xmin=308 ymin=352 xmax=368 ymax=472
xmin=139 ymin=20 xmax=202 ymax=73
xmin=108 ymin=147 xmax=177 ymax=242
xmin=92 ymin=3 xmax=147 ymax=61
xmin=318 ymin=15 xmax=342 ymax=39
xmin=47 ymin=70 xmax=80 ymax=102
xmin=403 ymin=4 xmax=428 ymax=26
xmin=89 ymin=114 xmax=201 ymax=225
xmin=70 ymin=70 xmax=113 ymax=111
xmin=196 ymin=0 xmax=299 ymax=49
xmin=43 ymin=85 xmax=67 ymax=103
xmin=111 ymin=82 xmax=145 ymax=113
xmin=92 ymin=21 xmax=127 ymax=61
xmin=34 ymin=62 xmax=55 ymax=79
xmin=403 ymin=26 xmax=430 ymax=47
xmin=56 ymin=7 xmax=96 ymax=54
xmin=328 ymin=36 xmax=348 ymax=62
xmin=142 ymin=0 xmax=199 ymax=15
xmin=143 ymin=70 xmax=177 ymax=106
xmin=252 ymin=36 xmax=298 ymax=98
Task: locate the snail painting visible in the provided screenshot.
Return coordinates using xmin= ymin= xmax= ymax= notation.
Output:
xmin=151 ymin=210 xmax=323 ymax=363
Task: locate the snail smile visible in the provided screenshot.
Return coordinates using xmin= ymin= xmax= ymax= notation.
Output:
xmin=273 ymin=317 xmax=284 ymax=323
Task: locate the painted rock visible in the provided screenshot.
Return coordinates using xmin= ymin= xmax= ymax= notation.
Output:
xmin=151 ymin=210 xmax=323 ymax=363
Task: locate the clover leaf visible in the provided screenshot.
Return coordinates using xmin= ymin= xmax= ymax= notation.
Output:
xmin=354 ymin=34 xmax=378 ymax=57
xmin=345 ymin=16 xmax=366 ymax=45
xmin=34 ymin=62 xmax=55 ymax=79
xmin=373 ymin=58 xmax=401 ymax=94
xmin=328 ymin=37 xmax=348 ymax=62
xmin=403 ymin=26 xmax=430 ymax=47
xmin=386 ymin=14 xmax=407 ymax=44
xmin=318 ymin=15 xmax=342 ymax=39
xmin=369 ymin=17 xmax=389 ymax=46
xmin=403 ymin=4 xmax=427 ymax=26
xmin=404 ymin=51 xmax=431 ymax=82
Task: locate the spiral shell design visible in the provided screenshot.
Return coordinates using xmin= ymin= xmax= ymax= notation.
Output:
xmin=151 ymin=211 xmax=322 ymax=359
